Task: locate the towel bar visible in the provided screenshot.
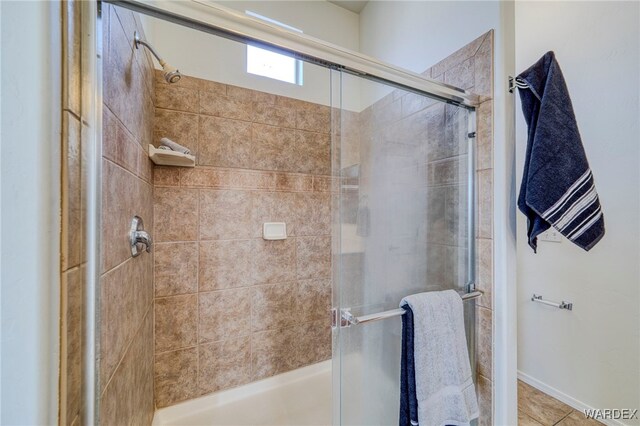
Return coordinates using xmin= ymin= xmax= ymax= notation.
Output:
xmin=531 ymin=294 xmax=573 ymax=311
xmin=340 ymin=290 xmax=483 ymax=327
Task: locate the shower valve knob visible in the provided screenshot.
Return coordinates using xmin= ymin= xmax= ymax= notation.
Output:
xmin=130 ymin=216 xmax=152 ymax=257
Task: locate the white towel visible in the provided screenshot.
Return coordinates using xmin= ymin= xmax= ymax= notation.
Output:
xmin=160 ymin=137 xmax=191 ymax=155
xmin=400 ymin=290 xmax=479 ymax=426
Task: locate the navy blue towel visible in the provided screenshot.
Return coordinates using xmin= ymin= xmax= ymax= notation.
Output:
xmin=400 ymin=305 xmax=418 ymax=426
xmin=516 ymin=51 xmax=605 ymax=252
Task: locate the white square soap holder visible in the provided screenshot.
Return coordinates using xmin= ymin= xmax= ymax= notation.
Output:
xmin=263 ymin=222 xmax=287 ymax=240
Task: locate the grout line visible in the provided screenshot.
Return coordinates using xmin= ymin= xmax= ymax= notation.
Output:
xmin=552 ymin=411 xmax=574 ymax=426
xmin=100 ymin=302 xmax=154 ymax=400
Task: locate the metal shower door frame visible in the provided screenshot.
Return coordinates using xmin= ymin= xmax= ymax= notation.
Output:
xmin=81 ymin=1 xmax=480 ymax=423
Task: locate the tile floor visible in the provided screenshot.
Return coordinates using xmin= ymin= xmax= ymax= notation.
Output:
xmin=518 ymin=380 xmax=603 ymax=425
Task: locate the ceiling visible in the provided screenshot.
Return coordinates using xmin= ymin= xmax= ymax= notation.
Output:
xmin=327 ymin=0 xmax=369 ymax=14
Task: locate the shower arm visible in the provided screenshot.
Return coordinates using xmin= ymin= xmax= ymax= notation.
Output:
xmin=133 ymin=31 xmax=167 ymax=68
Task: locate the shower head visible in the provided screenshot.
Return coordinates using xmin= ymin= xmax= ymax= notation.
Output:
xmin=161 ymin=64 xmax=182 ymax=84
xmin=134 ymin=31 xmax=182 ymax=84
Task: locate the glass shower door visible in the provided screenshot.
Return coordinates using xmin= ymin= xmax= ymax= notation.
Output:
xmin=332 ymin=71 xmax=474 ymax=425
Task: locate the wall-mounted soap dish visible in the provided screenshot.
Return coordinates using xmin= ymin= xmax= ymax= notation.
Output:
xmin=148 ymin=145 xmax=195 ymax=167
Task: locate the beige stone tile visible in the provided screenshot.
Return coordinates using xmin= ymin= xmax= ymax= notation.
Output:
xmin=251 ymin=123 xmax=297 ymax=172
xmin=155 ymin=242 xmax=198 ymax=297
xmin=296 ymin=104 xmax=331 ymax=134
xmin=252 ymin=239 xmax=297 ymax=284
xmin=444 ymin=104 xmax=470 ymax=157
xmin=293 ymin=130 xmax=331 ymax=175
xmin=478 ymin=169 xmax=493 ymax=239
xmin=180 ymin=167 xmax=228 ymax=188
xmin=254 ymin=101 xmax=296 ymax=128
xmin=61 ymin=267 xmax=83 ymax=424
xmin=198 ymin=115 xmax=252 ymax=168
xmin=296 ymin=236 xmax=331 ymax=280
xmin=104 ymin=6 xmax=154 ymax=149
xmin=295 ymin=320 xmax=331 ymax=367
xmin=226 ymin=84 xmax=256 ymax=102
xmin=154 ymin=166 xmax=181 ymax=186
xmin=198 ymin=337 xmax=251 ymax=394
xmin=227 ymin=169 xmax=275 ymax=190
xmin=445 ymin=57 xmax=475 ymax=90
xmin=155 ymin=294 xmax=198 ymax=352
xmin=372 ymin=97 xmax=402 ymax=129
xmin=476 ymin=238 xmax=493 ymax=309
xmin=154 ymin=187 xmax=199 ymax=242
xmin=199 ymin=288 xmax=251 ymax=343
xmin=474 ymin=31 xmax=494 ymax=99
xmin=132 ymin=309 xmax=155 ymax=425
xmin=251 ymin=282 xmax=297 ymax=332
xmin=476 ymin=306 xmax=492 ymax=380
xmin=424 ymin=105 xmax=448 ymax=162
xmin=199 ymin=240 xmax=253 ymax=291
xmin=400 ymin=92 xmax=434 ymax=118
xmin=312 ymin=176 xmax=334 ymax=193
xmin=198 ymin=77 xmax=227 ymax=96
xmin=100 ymin=309 xmax=154 ymax=425
xmin=275 ymin=95 xmax=303 ymax=109
xmin=251 ymin=326 xmax=299 ymax=381
xmin=199 ymin=190 xmax=252 ymax=240
xmin=556 ymin=411 xmax=604 ymax=426
xmin=251 ymin=320 xmax=330 ymax=381
xmin=100 ymin=254 xmax=153 ymax=391
xmin=153 ymin=108 xmax=199 ymax=157
xmin=62 ymin=112 xmax=82 ymax=270
xmin=294 ymin=193 xmax=331 ymax=236
xmin=130 ymin=14 xmax=156 ymax=99
xmin=103 ymin=108 xmax=139 ymax=176
xmin=426 ymin=156 xmax=467 ymax=187
xmin=296 ymin=279 xmax=331 ymax=323
xmin=155 ymin=84 xmax=199 ymax=113
xmin=200 ymin=90 xmax=253 ymax=121
xmin=251 ymin=192 xmax=298 ymax=238
xmin=518 ymin=380 xmax=573 ymax=425
xmin=477 ymin=100 xmax=493 ymax=171
xmin=275 ymin=172 xmax=313 ymax=192
xmin=431 ymin=32 xmax=487 ymax=78
xmin=154 ymin=347 xmax=198 ymax=408
xmin=138 ymin=149 xmax=153 ymax=183
xmin=62 ymin=0 xmax=81 ymax=116
xmin=519 ymin=412 xmax=544 ymax=426
xmin=101 ymin=159 xmax=153 ymax=272
xmin=477 ymin=374 xmax=493 ymax=426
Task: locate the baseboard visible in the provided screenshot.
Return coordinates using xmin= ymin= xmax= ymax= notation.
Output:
xmin=517 ymin=371 xmax=628 ymax=426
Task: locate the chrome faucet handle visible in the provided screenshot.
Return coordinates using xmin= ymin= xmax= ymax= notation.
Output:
xmin=130 ymin=216 xmax=152 ymax=257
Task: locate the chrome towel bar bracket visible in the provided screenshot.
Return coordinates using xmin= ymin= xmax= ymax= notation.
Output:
xmin=340 ymin=290 xmax=483 ymax=328
xmin=531 ymin=294 xmax=573 ymax=311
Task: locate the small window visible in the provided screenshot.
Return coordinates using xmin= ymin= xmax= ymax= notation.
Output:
xmin=245 ymin=11 xmax=303 ymax=85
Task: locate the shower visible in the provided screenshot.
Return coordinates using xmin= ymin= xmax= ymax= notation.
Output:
xmin=133 ymin=31 xmax=181 ymax=83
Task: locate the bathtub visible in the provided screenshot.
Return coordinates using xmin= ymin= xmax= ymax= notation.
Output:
xmin=152 ymin=361 xmax=332 ymax=425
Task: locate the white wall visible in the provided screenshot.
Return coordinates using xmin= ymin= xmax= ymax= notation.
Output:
xmin=360 ymin=1 xmax=497 ymax=78
xmin=515 ymin=2 xmax=640 ymax=422
xmin=0 ymin=1 xmax=61 ymax=424
xmin=142 ymin=1 xmax=359 ymax=106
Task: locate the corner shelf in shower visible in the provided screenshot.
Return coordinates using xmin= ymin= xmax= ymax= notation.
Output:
xmin=148 ymin=145 xmax=196 ymax=167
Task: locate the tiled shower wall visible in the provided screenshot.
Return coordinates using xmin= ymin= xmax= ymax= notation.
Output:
xmin=152 ymin=72 xmax=333 ymax=407
xmin=59 ymin=1 xmax=85 ymax=424
xmin=426 ymin=31 xmax=495 ymax=425
xmin=99 ymin=4 xmax=155 ymax=425
xmin=340 ymin=31 xmax=493 ymax=425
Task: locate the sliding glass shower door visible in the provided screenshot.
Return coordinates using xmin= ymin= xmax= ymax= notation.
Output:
xmin=332 ymin=71 xmax=475 ymax=425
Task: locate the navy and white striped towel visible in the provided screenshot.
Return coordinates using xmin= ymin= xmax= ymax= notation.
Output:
xmin=516 ymin=51 xmax=605 ymax=252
